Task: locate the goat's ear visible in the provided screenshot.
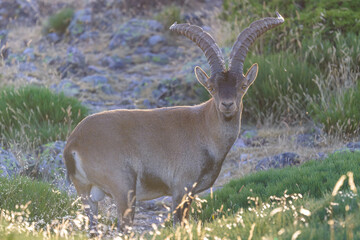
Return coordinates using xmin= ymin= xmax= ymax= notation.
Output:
xmin=195 ymin=66 xmax=210 ymax=88
xmin=245 ymin=63 xmax=258 ymax=86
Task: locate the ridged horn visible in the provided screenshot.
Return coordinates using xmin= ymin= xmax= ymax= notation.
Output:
xmin=229 ymin=12 xmax=284 ymax=76
xmin=170 ymin=23 xmax=226 ymax=76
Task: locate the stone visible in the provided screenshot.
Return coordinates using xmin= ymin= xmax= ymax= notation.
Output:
xmin=18 ymin=62 xmax=37 ymax=72
xmin=23 ymin=47 xmax=35 ymax=61
xmin=148 ymin=35 xmax=165 ymax=46
xmin=100 ymin=83 xmax=115 ymax=95
xmin=109 ymin=18 xmax=164 ymax=49
xmin=51 ymin=79 xmax=81 ymax=97
xmin=334 ymin=142 xmax=360 ymax=154
xmin=346 ymin=142 xmax=360 ymax=150
xmin=241 ymin=129 xmax=258 ymax=139
xmin=100 ymin=55 xmax=126 ymax=70
xmin=37 ymin=141 xmax=66 ymax=181
xmin=68 ymin=8 xmax=92 ymax=37
xmin=46 ymin=32 xmax=62 ymax=43
xmin=81 ymin=75 xmax=108 ymax=86
xmin=0 ymin=30 xmax=9 ymax=59
xmin=255 ymin=152 xmax=300 ymax=171
xmin=231 ymin=138 xmax=246 ymax=149
xmin=66 ymin=46 xmax=86 ymax=66
xmin=78 ymin=31 xmax=99 ymax=41
xmin=0 ymin=146 xmax=20 ymax=178
xmin=58 ymin=47 xmax=86 ymax=78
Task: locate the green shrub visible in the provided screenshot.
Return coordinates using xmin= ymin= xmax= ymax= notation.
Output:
xmin=156 ymin=190 xmax=360 ymax=239
xmin=42 ymin=8 xmax=74 ymax=35
xmin=0 ymin=85 xmax=88 ymax=149
xmin=221 ymin=0 xmax=360 ymax=52
xmin=0 ymin=176 xmax=78 ymax=224
xmin=302 ymin=32 xmax=360 ymax=73
xmin=155 ymin=5 xmax=183 ymax=29
xmin=197 ymin=151 xmax=360 ymax=222
xmin=243 ymin=53 xmax=319 ymax=124
xmin=309 ymin=82 xmax=360 ymax=136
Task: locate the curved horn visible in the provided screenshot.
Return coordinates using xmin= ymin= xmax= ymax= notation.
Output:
xmin=229 ymin=12 xmax=284 ymax=76
xmin=170 ymin=23 xmax=226 ymax=76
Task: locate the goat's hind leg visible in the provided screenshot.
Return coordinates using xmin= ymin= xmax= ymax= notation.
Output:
xmin=109 ymin=176 xmax=137 ymax=233
xmin=72 ymin=179 xmax=99 ymax=232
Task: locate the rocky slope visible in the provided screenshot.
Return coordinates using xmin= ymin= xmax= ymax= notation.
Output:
xmin=1 ymin=0 xmax=359 ymax=234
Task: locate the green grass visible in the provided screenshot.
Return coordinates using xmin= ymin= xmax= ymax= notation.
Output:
xmin=0 ymin=176 xmax=78 ymax=225
xmin=42 ymin=7 xmax=74 ymax=35
xmin=152 ymin=151 xmax=360 ymax=239
xmin=155 ymin=4 xmax=183 ymax=29
xmin=196 ymin=151 xmax=360 ymax=222
xmin=309 ymin=82 xmax=360 ymax=136
xmin=0 ymin=85 xmax=88 ymax=150
xmin=155 ymin=190 xmax=360 ymax=239
xmin=243 ymin=53 xmax=320 ymax=123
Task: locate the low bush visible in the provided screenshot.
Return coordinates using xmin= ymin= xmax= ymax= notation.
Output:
xmin=42 ymin=8 xmax=74 ymax=35
xmin=0 ymin=176 xmax=78 ymax=225
xmin=309 ymin=81 xmax=360 ymax=137
xmin=0 ymin=85 xmax=88 ymax=150
xmin=155 ymin=4 xmax=183 ymax=29
xmin=242 ymin=53 xmax=319 ymax=124
xmin=221 ymin=0 xmax=360 ymax=53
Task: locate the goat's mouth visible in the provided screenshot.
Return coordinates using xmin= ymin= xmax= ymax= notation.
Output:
xmin=221 ymin=110 xmax=237 ymax=118
xmin=219 ymin=105 xmax=237 ymax=115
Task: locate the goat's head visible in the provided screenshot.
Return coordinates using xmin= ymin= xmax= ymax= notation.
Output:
xmin=170 ymin=12 xmax=284 ymax=119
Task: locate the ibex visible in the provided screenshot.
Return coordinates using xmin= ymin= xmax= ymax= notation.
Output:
xmin=64 ymin=13 xmax=284 ymax=231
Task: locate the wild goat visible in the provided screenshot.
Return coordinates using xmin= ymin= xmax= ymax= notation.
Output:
xmin=64 ymin=13 xmax=284 ymax=231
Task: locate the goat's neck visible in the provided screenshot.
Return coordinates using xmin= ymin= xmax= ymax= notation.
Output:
xmin=202 ymin=99 xmax=242 ymax=155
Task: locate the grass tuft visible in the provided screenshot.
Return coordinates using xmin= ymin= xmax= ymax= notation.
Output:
xmin=42 ymin=8 xmax=75 ymax=35
xmin=0 ymin=85 xmax=88 ymax=150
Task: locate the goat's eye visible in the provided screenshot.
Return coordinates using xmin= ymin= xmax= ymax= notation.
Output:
xmin=242 ymin=85 xmax=247 ymax=90
xmin=208 ymin=87 xmax=214 ymax=93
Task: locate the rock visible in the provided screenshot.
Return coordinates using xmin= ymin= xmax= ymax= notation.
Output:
xmin=66 ymin=46 xmax=86 ymax=66
xmin=148 ymin=35 xmax=165 ymax=46
xmin=78 ymin=31 xmax=99 ymax=41
xmin=346 ymin=142 xmax=360 ymax=150
xmin=0 ymin=30 xmax=10 ymax=59
xmin=37 ymin=141 xmax=66 ymax=179
xmin=57 ymin=46 xmax=86 ymax=78
xmin=255 ymin=152 xmax=300 ymax=171
xmin=109 ymin=18 xmax=164 ymax=49
xmin=295 ymin=133 xmax=322 ymax=147
xmin=0 ymin=146 xmax=20 ymax=178
xmin=231 ymin=138 xmax=246 ymax=149
xmin=81 ymin=75 xmax=108 ymax=86
xmin=99 ymin=55 xmax=127 ymax=70
xmin=141 ymin=52 xmax=169 ymax=65
xmin=100 ymin=83 xmax=115 ymax=95
xmin=46 ymin=32 xmax=62 ymax=43
xmin=0 ymin=0 xmax=39 ymax=28
xmin=68 ymin=8 xmax=92 ymax=38
xmin=23 ymin=47 xmax=35 ymax=61
xmin=51 ymin=79 xmax=81 ymax=97
xmin=142 ymin=99 xmax=156 ymax=108
xmin=334 ymin=142 xmax=360 ymax=154
xmin=316 ymin=152 xmax=327 ymax=160
xmin=241 ymin=129 xmax=258 ymax=139
xmin=18 ymin=62 xmax=37 ymax=72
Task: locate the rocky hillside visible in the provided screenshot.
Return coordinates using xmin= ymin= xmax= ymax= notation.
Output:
xmin=1 ymin=0 xmax=359 ymax=233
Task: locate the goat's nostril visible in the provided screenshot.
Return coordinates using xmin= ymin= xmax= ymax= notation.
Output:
xmin=221 ymin=102 xmax=234 ymax=108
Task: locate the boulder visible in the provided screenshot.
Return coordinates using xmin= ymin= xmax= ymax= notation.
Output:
xmin=255 ymin=152 xmax=300 ymax=171
xmin=109 ymin=18 xmax=164 ymax=49
xmin=0 ymin=146 xmax=20 ymax=178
